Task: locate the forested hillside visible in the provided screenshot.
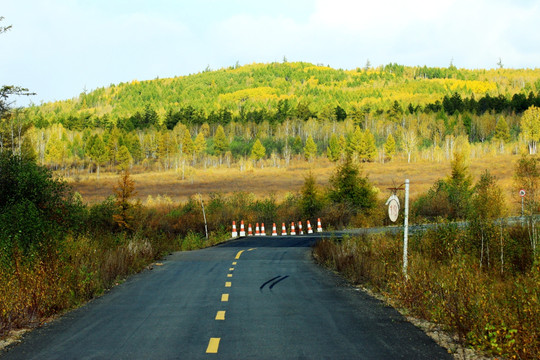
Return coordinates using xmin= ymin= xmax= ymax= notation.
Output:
xmin=4 ymin=62 xmax=540 ymax=173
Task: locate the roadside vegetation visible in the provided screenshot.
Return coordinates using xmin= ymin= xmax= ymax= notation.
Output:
xmin=313 ymin=153 xmax=540 ymax=359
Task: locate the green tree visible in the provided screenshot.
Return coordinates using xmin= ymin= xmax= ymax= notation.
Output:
xmin=521 ymin=106 xmax=540 ymax=154
xmin=327 ymin=133 xmax=341 ymax=162
xmin=446 ymin=152 xmax=473 ymax=220
xmin=193 ymin=132 xmax=206 ymax=159
xmin=360 ymin=129 xmax=377 ymax=162
xmin=494 ymin=117 xmax=510 ymax=143
xmin=87 ymin=134 xmax=109 ymax=178
xmin=116 ymin=145 xmax=132 ymax=171
xmin=0 ymin=152 xmax=83 ymax=265
xmin=292 ymin=135 xmax=303 ymax=155
xmin=328 ymin=156 xmax=377 ymax=212
xmin=213 ymin=125 xmax=229 ymax=160
xmin=304 ymin=135 xmax=317 ymax=162
xmin=384 ymin=133 xmax=396 ymax=162
xmin=250 ymin=138 xmax=266 ymax=167
xmin=470 ymin=170 xmax=506 ymax=269
xmin=300 ymin=171 xmax=323 ymax=218
xmin=44 ymin=133 xmax=66 ymax=168
xmin=182 ymin=129 xmax=194 ymax=157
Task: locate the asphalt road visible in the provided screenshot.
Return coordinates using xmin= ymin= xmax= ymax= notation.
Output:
xmin=2 ymin=235 xmax=451 ymax=359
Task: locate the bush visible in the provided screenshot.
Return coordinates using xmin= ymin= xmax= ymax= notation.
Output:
xmin=0 ymin=153 xmax=84 ymax=266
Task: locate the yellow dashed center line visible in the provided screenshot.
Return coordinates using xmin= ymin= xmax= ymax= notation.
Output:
xmin=227 ymin=274 xmax=232 ymax=278
xmin=225 ymin=281 xmax=231 ymax=287
xmin=248 ymin=248 xmax=256 ymax=251
xmin=215 ymin=311 xmax=226 ymax=320
xmin=221 ymin=293 xmax=229 ymax=302
xmin=229 ymin=268 xmax=234 ymax=271
xmin=232 ymin=261 xmax=237 ymax=265
xmin=235 ymin=250 xmax=244 ymax=259
xmin=206 ymin=338 xmax=220 ymax=353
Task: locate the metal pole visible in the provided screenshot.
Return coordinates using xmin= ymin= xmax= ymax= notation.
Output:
xmin=403 ymin=179 xmax=409 ymax=276
xmin=199 ymin=193 xmax=209 ymax=240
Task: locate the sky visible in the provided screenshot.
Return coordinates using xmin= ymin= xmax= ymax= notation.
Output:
xmin=1 ymin=0 xmax=540 ymax=107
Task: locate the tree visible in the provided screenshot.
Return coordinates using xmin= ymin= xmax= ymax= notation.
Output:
xmin=384 ymin=133 xmax=396 ymax=162
xmin=446 ymin=152 xmax=473 ymax=220
xmin=334 ymin=105 xmax=347 ymax=121
xmin=328 ymin=156 xmax=377 ymax=212
xmin=193 ymin=132 xmax=206 ymax=159
xmin=521 ymin=106 xmax=540 ymax=154
xmin=0 ymin=152 xmax=83 ymax=265
xmin=116 ymin=145 xmax=132 ymax=171
xmin=300 ymin=171 xmax=323 ymax=218
xmin=112 ymin=170 xmax=137 ymax=230
xmin=87 ymin=134 xmax=109 ymax=178
xmin=304 ymin=135 xmax=317 ymax=162
xmin=360 ymin=129 xmax=377 ymax=162
xmin=181 ymin=129 xmax=194 ymax=157
xmin=470 ymin=170 xmax=506 ymax=270
xmin=401 ymin=128 xmax=417 ymax=163
xmin=213 ymin=125 xmax=229 ymax=161
xmin=327 ymin=133 xmax=341 ymax=162
xmin=494 ymin=116 xmax=510 ymax=152
xmin=514 ymin=154 xmax=539 ymax=258
xmin=250 ymin=138 xmax=266 ymax=167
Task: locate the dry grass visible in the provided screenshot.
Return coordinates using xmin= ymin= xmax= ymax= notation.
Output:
xmin=66 ymin=154 xmax=522 ymax=214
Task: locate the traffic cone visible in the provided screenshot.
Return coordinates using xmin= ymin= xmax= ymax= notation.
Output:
xmin=255 ymin=223 xmax=260 ymax=236
xmin=307 ymin=220 xmax=313 ymax=234
xmin=261 ymin=223 xmax=266 ymax=236
xmin=298 ymin=221 xmax=303 ymax=235
xmin=239 ymin=220 xmax=246 ymax=236
xmin=248 ymin=223 xmax=253 ymax=236
xmin=317 ymin=218 xmax=323 ymax=233
xmin=232 ymin=221 xmax=238 ymax=237
xmin=290 ymin=222 xmax=296 ymax=235
xmin=272 ymin=223 xmax=278 ymax=236
xmin=281 ymin=223 xmax=287 ymax=235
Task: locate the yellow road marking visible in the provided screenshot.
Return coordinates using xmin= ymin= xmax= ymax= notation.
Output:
xmin=221 ymin=294 xmax=229 ymax=302
xmin=235 ymin=250 xmax=244 ymax=259
xmin=232 ymin=261 xmax=237 ymax=265
xmin=227 ymin=274 xmax=232 ymax=278
xmin=225 ymin=281 xmax=231 ymax=287
xmin=215 ymin=311 xmax=226 ymax=320
xmin=248 ymin=248 xmax=256 ymax=251
xmin=206 ymin=338 xmax=220 ymax=353
xmin=229 ymin=268 xmax=234 ymax=271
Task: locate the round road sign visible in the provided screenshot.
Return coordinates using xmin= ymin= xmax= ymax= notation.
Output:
xmin=388 ymin=198 xmax=399 ymax=222
xmin=520 ymin=189 xmax=526 ymax=197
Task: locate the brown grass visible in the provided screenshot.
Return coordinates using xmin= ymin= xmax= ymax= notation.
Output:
xmin=65 ymin=154 xmax=522 ymax=213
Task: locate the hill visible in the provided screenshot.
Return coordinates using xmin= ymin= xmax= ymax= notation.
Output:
xmin=25 ymin=62 xmax=540 ymax=129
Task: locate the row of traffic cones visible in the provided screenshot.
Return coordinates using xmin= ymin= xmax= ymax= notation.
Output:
xmin=232 ymin=219 xmax=322 ymax=237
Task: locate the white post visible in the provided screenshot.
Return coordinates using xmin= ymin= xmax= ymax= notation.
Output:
xmin=403 ymin=179 xmax=409 ymax=276
xmin=199 ymin=193 xmax=209 ymax=240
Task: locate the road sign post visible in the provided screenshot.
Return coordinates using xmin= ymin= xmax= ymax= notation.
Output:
xmin=520 ymin=189 xmax=526 ymax=218
xmin=403 ymin=179 xmax=409 ymax=276
xmin=386 ymin=179 xmax=410 ymax=276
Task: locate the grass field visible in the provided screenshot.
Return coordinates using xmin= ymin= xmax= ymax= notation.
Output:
xmin=66 ymin=154 xmax=522 ymax=214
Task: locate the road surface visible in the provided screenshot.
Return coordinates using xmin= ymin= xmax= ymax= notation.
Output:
xmin=1 ymin=235 xmax=451 ymax=359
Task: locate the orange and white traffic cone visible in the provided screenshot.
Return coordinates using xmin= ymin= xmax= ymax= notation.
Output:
xmin=281 ymin=223 xmax=287 ymax=236
xmin=298 ymin=221 xmax=303 ymax=235
xmin=248 ymin=223 xmax=253 ymax=236
xmin=261 ymin=223 xmax=266 ymax=236
xmin=290 ymin=222 xmax=296 ymax=235
xmin=307 ymin=220 xmax=313 ymax=234
xmin=317 ymin=218 xmax=323 ymax=233
xmin=255 ymin=223 xmax=260 ymax=236
xmin=232 ymin=221 xmax=238 ymax=237
xmin=239 ymin=220 xmax=246 ymax=236
xmin=272 ymin=223 xmax=278 ymax=236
